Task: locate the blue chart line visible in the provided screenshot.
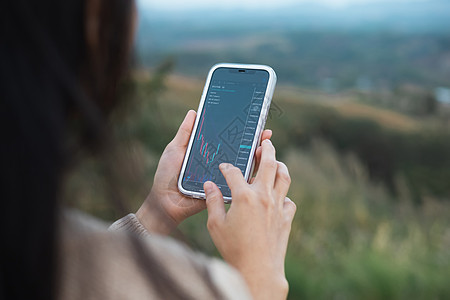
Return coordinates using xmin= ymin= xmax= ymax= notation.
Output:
xmin=184 ymin=133 xmax=222 ymax=182
xmin=199 ymin=134 xmax=221 ymax=165
xmin=239 ymin=145 xmax=252 ymax=149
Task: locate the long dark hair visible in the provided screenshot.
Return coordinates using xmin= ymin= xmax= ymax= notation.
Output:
xmin=0 ymin=0 xmax=134 ymax=299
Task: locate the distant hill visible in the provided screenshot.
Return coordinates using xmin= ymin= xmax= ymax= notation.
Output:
xmin=138 ymin=0 xmax=450 ymax=34
xmin=136 ymin=0 xmax=450 ymax=89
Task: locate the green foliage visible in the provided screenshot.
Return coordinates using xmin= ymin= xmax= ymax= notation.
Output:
xmin=180 ymin=141 xmax=449 ymax=299
xmin=267 ymin=99 xmax=450 ymax=202
xmin=137 ymin=27 xmax=450 ymax=90
xmin=67 ymin=65 xmax=450 ymax=299
xmin=114 ymin=59 xmax=178 ymax=154
xmin=281 ymin=142 xmax=449 ymax=299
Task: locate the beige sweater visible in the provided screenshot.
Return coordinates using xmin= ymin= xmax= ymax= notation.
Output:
xmin=58 ymin=210 xmax=252 ymax=299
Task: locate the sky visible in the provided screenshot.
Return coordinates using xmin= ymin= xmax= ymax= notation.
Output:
xmin=138 ymin=0 xmax=431 ymax=11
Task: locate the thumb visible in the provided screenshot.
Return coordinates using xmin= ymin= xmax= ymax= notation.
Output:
xmin=170 ymin=110 xmax=196 ymax=148
xmin=204 ymin=181 xmax=226 ymax=226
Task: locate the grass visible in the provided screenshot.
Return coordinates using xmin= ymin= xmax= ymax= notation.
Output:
xmin=281 ymin=141 xmax=449 ymax=299
xmin=177 ymin=140 xmax=449 ymax=299
xmin=65 ymin=69 xmax=450 ymax=299
xmin=329 ymin=100 xmax=419 ymax=132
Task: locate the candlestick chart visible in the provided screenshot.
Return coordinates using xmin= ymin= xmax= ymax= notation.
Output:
xmin=180 ymin=68 xmax=269 ymax=198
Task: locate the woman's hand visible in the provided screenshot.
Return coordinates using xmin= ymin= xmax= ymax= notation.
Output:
xmin=136 ymin=110 xmax=273 ymax=235
xmin=204 ymin=139 xmax=296 ymax=300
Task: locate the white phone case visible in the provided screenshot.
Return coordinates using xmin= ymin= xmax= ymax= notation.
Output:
xmin=177 ymin=63 xmax=277 ymax=202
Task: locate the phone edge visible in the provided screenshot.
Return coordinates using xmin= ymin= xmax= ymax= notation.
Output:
xmin=177 ymin=63 xmax=277 ymax=203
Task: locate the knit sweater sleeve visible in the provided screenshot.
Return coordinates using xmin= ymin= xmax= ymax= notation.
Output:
xmin=105 ymin=212 xmax=253 ymax=299
xmin=108 ymin=213 xmax=149 ymax=237
xmin=60 ymin=210 xmax=253 ymax=300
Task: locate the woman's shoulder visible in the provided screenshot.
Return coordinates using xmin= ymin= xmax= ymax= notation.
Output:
xmin=58 ymin=209 xmax=252 ymax=300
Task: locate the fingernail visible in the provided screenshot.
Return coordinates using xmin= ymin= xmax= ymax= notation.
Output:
xmin=219 ymin=163 xmax=231 ymax=170
xmin=263 ymin=139 xmax=272 ymax=146
xmin=185 ymin=110 xmax=195 ymax=119
xmin=204 ymin=181 xmax=214 ymax=194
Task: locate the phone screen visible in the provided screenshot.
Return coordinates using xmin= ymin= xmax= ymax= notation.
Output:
xmin=181 ymin=67 xmax=270 ymax=198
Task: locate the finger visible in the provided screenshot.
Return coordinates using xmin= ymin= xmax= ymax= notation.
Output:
xmin=274 ymin=161 xmax=291 ymax=199
xmin=283 ymin=197 xmax=297 ymax=223
xmin=261 ymin=129 xmax=272 ymax=142
xmin=219 ymin=163 xmax=247 ymax=194
xmin=251 ymin=147 xmax=262 ymax=179
xmin=252 ymin=129 xmax=273 ymax=177
xmin=204 ymin=181 xmax=226 ymax=227
xmin=278 ymin=197 xmax=297 ymax=255
xmin=255 ymin=139 xmax=277 ymax=185
xmin=256 ymin=129 xmax=273 ymax=166
xmin=252 ymin=146 xmax=262 ymax=177
xmin=170 ymin=110 xmax=196 ymax=148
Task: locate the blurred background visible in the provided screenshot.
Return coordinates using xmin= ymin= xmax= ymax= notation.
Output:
xmin=65 ymin=0 xmax=450 ymax=298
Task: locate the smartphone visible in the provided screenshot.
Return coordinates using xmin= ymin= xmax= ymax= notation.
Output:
xmin=178 ymin=63 xmax=277 ymax=202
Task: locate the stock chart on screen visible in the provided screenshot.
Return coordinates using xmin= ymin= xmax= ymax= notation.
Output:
xmin=182 ymin=68 xmax=269 ymax=197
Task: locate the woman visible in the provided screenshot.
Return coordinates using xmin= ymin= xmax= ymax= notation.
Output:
xmin=0 ymin=0 xmax=296 ymax=299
